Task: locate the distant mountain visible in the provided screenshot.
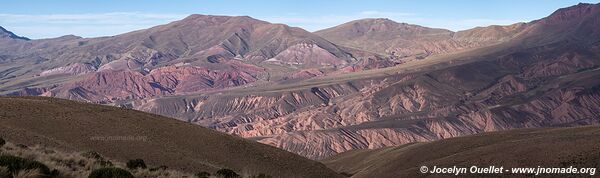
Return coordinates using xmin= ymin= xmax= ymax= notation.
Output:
xmin=316 ymin=18 xmax=453 ymax=57
xmin=57 ymin=14 xmax=354 ymax=68
xmin=0 ymin=96 xmax=343 ymax=178
xmin=0 ymin=15 xmax=360 ymax=102
xmin=323 ymin=126 xmax=600 ymax=178
xmin=315 ymin=18 xmax=527 ymax=59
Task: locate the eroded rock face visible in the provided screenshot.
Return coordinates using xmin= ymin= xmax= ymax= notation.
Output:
xmin=269 ymin=43 xmax=347 ymax=67
xmin=44 ymin=62 xmax=265 ymax=103
xmin=132 ymin=34 xmax=600 ymax=159
xmin=40 ymin=63 xmax=97 ymax=76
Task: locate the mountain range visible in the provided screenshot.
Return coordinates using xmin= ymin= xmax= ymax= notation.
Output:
xmin=1 ymin=2 xmax=599 ymax=162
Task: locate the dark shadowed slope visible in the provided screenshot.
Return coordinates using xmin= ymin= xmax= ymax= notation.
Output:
xmin=0 ymin=96 xmax=343 ymax=178
xmin=323 ymin=126 xmax=600 ymax=178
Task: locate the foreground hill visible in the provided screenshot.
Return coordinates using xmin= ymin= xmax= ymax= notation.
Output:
xmin=322 ymin=125 xmax=600 ymax=178
xmin=0 ymin=96 xmax=342 ymax=178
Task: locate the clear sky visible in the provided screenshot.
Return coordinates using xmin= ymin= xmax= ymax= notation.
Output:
xmin=1 ymin=0 xmax=598 ymax=39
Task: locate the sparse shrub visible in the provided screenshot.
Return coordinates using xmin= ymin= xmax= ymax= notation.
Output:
xmin=88 ymin=167 xmax=134 ymax=178
xmin=126 ymin=159 xmax=146 ymax=170
xmin=0 ymin=155 xmax=51 ymax=176
xmin=81 ymin=151 xmax=103 ymax=160
xmin=16 ymin=144 xmax=28 ymax=149
xmin=149 ymin=165 xmax=168 ymax=172
xmin=250 ymin=173 xmax=273 ymax=178
xmin=195 ymin=171 xmax=210 ymax=178
xmin=82 ymin=151 xmax=113 ymax=167
xmin=216 ymin=168 xmax=240 ymax=178
xmin=50 ymin=169 xmax=60 ymax=177
xmin=0 ymin=137 xmax=5 ymax=147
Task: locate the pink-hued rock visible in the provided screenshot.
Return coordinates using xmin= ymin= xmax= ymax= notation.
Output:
xmin=45 ymin=62 xmax=265 ymax=103
xmin=284 ymin=69 xmax=324 ymax=80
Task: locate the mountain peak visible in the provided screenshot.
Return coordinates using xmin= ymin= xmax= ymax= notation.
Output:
xmin=180 ymin=14 xmax=267 ymax=25
xmin=316 ymin=17 xmax=452 ymax=40
xmin=543 ymin=2 xmax=600 ymax=23
xmin=0 ymin=26 xmax=30 ymax=40
xmin=359 ymin=18 xmax=394 ymax=23
xmin=349 ymin=18 xmax=407 ymax=26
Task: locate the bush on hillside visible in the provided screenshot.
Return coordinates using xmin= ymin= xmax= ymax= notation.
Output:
xmin=126 ymin=159 xmax=147 ymax=169
xmin=15 ymin=144 xmax=28 ymax=149
xmin=88 ymin=167 xmax=134 ymax=178
xmin=216 ymin=168 xmax=240 ymax=178
xmin=0 ymin=155 xmax=51 ymax=176
xmin=81 ymin=151 xmax=104 ymax=160
xmin=0 ymin=137 xmax=5 ymax=147
xmin=81 ymin=151 xmax=113 ymax=167
xmin=251 ymin=173 xmax=273 ymax=178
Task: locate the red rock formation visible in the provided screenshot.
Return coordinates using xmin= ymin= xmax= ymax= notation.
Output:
xmin=45 ymin=62 xmax=265 ymax=103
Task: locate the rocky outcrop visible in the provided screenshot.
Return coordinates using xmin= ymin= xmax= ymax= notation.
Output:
xmin=40 ymin=63 xmax=97 ymax=76
xmin=268 ymin=43 xmax=347 ymax=67
xmin=284 ymin=69 xmax=325 ymax=80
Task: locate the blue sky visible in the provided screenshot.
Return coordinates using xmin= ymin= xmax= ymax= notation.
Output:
xmin=1 ymin=0 xmax=598 ymax=39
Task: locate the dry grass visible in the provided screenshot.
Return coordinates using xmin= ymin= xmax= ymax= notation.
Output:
xmin=1 ymin=140 xmax=278 ymax=178
xmin=13 ymin=169 xmax=45 ymax=178
xmin=0 ymin=166 xmax=11 ymax=177
xmin=0 ymin=141 xmax=195 ymax=178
